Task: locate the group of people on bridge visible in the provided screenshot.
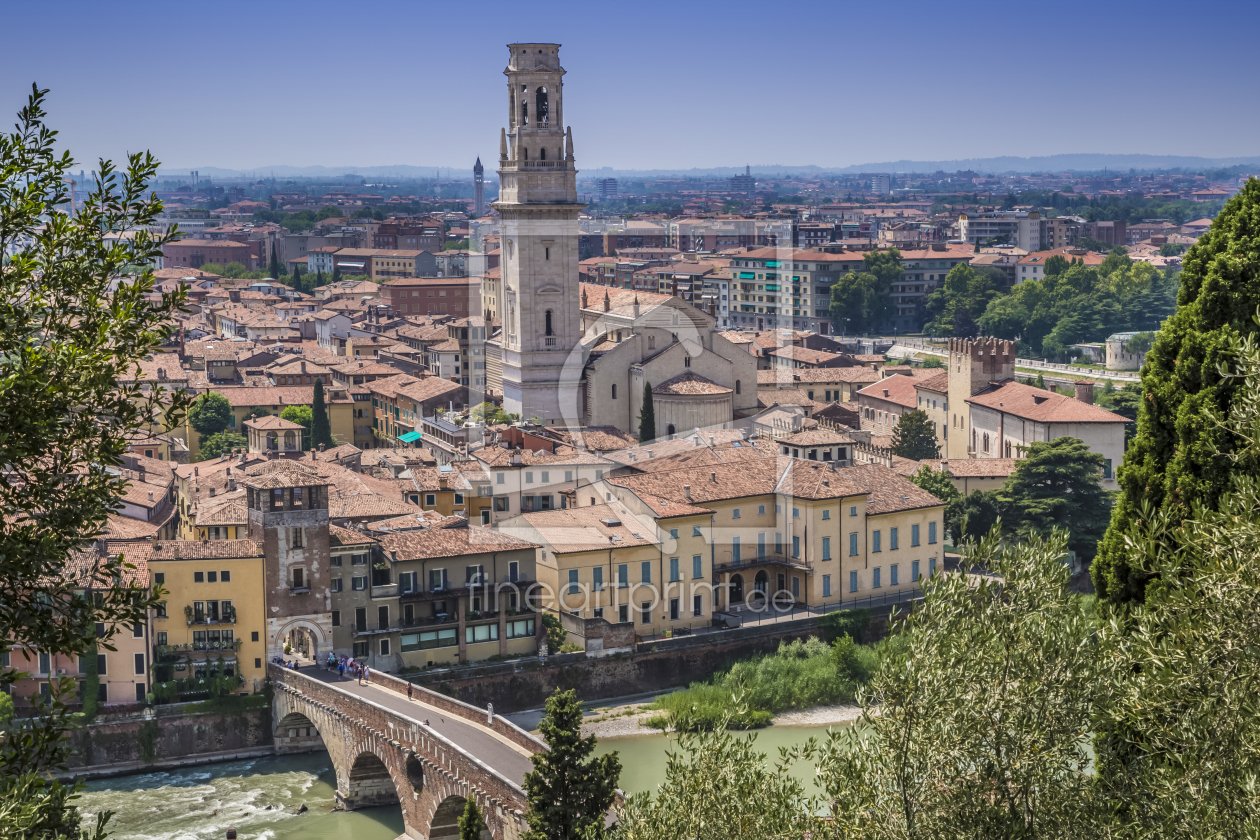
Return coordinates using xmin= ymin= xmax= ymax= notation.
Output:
xmin=327 ymin=652 xmax=371 ymax=685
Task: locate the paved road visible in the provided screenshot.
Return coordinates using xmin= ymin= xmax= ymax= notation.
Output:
xmin=302 ymin=667 xmax=536 ymax=786
xmin=887 ymin=341 xmax=1140 ymax=382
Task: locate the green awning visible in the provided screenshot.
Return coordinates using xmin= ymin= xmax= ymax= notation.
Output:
xmin=398 ymin=431 xmax=422 ymax=442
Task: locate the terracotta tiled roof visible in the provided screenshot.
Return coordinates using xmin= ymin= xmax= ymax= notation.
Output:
xmin=915 ymin=372 xmax=949 ymax=393
xmin=152 ymin=539 xmax=264 ymax=560
xmin=376 ymin=526 xmax=538 ymax=561
xmin=757 ymin=367 xmax=882 ymax=386
xmin=653 ymin=372 xmax=732 ymax=396
xmin=918 ymin=458 xmax=1021 ymax=478
xmin=769 ymin=346 xmax=841 ymax=365
xmin=104 ymin=514 xmax=161 ymax=540
xmin=778 ymin=429 xmax=854 ymax=446
xmin=244 ymin=415 xmax=304 ymax=431
xmin=857 ymin=375 xmax=919 ymax=409
xmin=329 ymin=524 xmax=378 ymax=545
xmin=966 ymin=380 xmax=1129 ymax=423
xmin=518 ymin=504 xmax=659 ymax=554
xmin=757 ymin=390 xmax=817 ymax=409
xmin=215 ymin=386 xmax=353 ymax=407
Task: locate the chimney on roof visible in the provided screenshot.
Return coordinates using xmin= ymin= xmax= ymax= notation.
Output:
xmin=194 ymin=466 xmax=199 ymax=476
xmin=228 ymin=477 xmax=236 ymax=491
xmin=1074 ymin=380 xmax=1095 ymax=405
xmin=683 ymin=484 xmax=691 ymax=500
xmin=318 ymin=443 xmax=325 ymax=452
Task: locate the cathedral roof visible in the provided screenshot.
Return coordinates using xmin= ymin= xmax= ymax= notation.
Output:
xmin=653 ymin=372 xmax=732 ymax=396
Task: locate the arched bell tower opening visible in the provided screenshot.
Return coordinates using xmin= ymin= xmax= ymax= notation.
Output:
xmin=496 ymin=43 xmax=585 ymax=425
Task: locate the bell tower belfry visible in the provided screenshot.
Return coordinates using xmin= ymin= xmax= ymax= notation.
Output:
xmin=495 ymin=43 xmax=585 ymax=425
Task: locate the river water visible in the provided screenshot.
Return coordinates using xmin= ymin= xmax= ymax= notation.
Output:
xmin=78 ymin=724 xmax=849 ymax=838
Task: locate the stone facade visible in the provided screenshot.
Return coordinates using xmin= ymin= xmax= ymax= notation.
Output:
xmin=944 ymin=337 xmax=1015 ymax=460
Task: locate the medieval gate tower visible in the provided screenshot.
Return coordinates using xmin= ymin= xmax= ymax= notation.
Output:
xmin=495 ymin=43 xmax=584 ymax=425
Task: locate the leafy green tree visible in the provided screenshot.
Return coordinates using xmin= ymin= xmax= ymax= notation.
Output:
xmin=614 ymin=716 xmax=815 ymax=840
xmin=197 ymin=431 xmax=247 ymax=461
xmin=1094 ymin=179 xmax=1260 ymax=605
xmin=997 ymin=437 xmax=1111 ymax=561
xmin=923 ymin=263 xmax=1001 ymax=336
xmin=311 ymin=377 xmax=334 ymax=449
xmin=909 ymin=465 xmax=963 ymax=543
xmin=522 ymin=689 xmax=621 ymax=840
xmin=280 ymin=405 xmax=313 ymax=449
xmin=957 ymin=488 xmax=1002 ymax=543
xmin=1093 ymin=333 xmax=1260 ymax=837
xmin=540 ymin=613 xmax=566 ymax=654
xmin=637 ymin=382 xmax=656 ymax=443
xmin=830 ymin=249 xmax=900 ymax=334
xmin=889 ymin=409 xmax=940 ymax=460
xmin=813 ymin=530 xmax=1097 ymax=840
xmin=470 ymin=401 xmax=512 ymax=425
xmin=0 ymin=691 xmax=13 ymax=728
xmin=458 ymin=796 xmax=486 ymax=840
xmin=0 ymin=86 xmax=181 ymax=838
xmin=187 ymin=391 xmax=232 ymax=439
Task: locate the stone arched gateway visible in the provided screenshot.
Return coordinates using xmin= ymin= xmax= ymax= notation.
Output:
xmin=270 ymin=617 xmax=327 ymax=663
xmin=269 ymin=663 xmax=532 ymax=839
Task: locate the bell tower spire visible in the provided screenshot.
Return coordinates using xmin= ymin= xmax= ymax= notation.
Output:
xmin=494 ymin=43 xmax=586 ymax=426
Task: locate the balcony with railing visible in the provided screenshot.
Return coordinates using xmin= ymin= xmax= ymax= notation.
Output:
xmin=712 ymin=548 xmax=814 ymax=576
xmin=183 ymin=605 xmax=237 ymax=625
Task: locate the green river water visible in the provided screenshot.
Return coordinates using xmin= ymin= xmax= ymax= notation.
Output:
xmin=78 ymin=724 xmax=848 ymax=839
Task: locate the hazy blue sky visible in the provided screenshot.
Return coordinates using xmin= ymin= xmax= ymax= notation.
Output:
xmin=3 ymin=0 xmax=1257 ymax=173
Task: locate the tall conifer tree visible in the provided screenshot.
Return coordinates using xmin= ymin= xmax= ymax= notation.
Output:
xmin=638 ymin=382 xmax=656 ymax=443
xmin=311 ymin=377 xmax=333 ymax=449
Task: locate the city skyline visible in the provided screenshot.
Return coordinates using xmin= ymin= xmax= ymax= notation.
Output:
xmin=3 ymin=0 xmax=1258 ymax=172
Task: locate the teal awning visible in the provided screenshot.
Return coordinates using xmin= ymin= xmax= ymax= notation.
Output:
xmin=398 ymin=431 xmax=422 ymax=442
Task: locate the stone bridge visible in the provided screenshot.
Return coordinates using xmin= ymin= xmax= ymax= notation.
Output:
xmin=268 ymin=662 xmax=545 ymax=839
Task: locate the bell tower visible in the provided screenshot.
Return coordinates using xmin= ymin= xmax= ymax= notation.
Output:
xmin=495 ymin=43 xmax=585 ymax=425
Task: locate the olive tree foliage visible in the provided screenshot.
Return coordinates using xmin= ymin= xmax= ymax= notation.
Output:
xmin=613 ymin=710 xmax=818 ymax=840
xmin=811 ymin=529 xmax=1099 ymax=840
xmin=1093 ymin=327 xmax=1260 ymax=840
xmin=0 ymin=86 xmax=185 ymax=838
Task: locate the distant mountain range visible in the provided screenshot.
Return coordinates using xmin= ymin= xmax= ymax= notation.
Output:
xmin=157 ymin=153 xmax=1260 ymax=182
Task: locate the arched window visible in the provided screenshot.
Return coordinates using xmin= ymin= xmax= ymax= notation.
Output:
xmin=522 ymin=147 xmax=528 ymax=161
xmin=611 ymin=384 xmax=617 ymax=399
xmin=684 ymin=357 xmax=691 ymax=368
xmin=544 ymin=310 xmax=553 ymax=336
xmin=648 ymin=336 xmax=656 ymax=350
xmin=539 ymin=147 xmax=546 ymax=161
xmin=666 ymin=424 xmax=676 ymax=436
xmin=983 ymin=433 xmax=990 ymax=453
xmin=735 ymin=380 xmax=741 ymax=394
xmin=536 ymin=87 xmax=549 ymax=123
xmin=521 ymin=85 xmax=529 ymax=125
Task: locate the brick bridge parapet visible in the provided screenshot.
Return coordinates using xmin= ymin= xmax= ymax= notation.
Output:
xmin=268 ymin=663 xmax=533 ymax=840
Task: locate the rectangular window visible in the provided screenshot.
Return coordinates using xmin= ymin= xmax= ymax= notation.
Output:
xmin=669 ymin=528 xmax=679 ymax=540
xmin=849 ymin=533 xmax=858 ymax=556
xmin=618 ymin=605 xmax=628 ymax=623
xmin=641 ymin=562 xmax=652 ymax=584
xmin=425 ymin=494 xmax=436 ymax=506
xmin=331 ymin=556 xmax=342 ymax=567
xmin=911 ymin=524 xmax=920 ymax=546
xmin=331 ymin=578 xmax=342 ymax=592
xmin=822 ymin=537 xmax=831 ymax=560
xmin=618 ymin=564 xmax=628 ymax=588
xmin=758 ymin=505 xmax=766 ymax=515
xmin=792 ymin=507 xmax=800 ymax=518
xmin=291 ymin=527 xmax=303 ymax=548
xmin=823 ymin=575 xmax=832 ymax=597
xmin=757 ymin=532 xmax=766 ymax=558
xmin=850 ymin=571 xmax=858 ymax=593
xmin=353 ymin=576 xmax=366 ymax=590
xmin=496 ymin=473 xmax=505 ymax=485
xmin=380 ymin=638 xmax=391 ymax=656
xmin=641 ymin=602 xmax=651 ymax=625
xmin=693 ymin=526 xmax=702 ymax=537
xmin=912 ymin=560 xmax=920 ymax=582
xmin=207 ymin=571 xmax=217 ymax=583
xmin=692 ymin=555 xmax=702 ymax=579
xmin=732 ymin=536 xmax=741 ymax=563
xmin=494 ymin=497 xmax=509 ymax=512
xmin=850 ymin=506 xmax=857 ymax=517
xmin=134 ymin=653 xmax=145 ymax=675
xmin=567 ymin=569 xmax=579 ymax=594
xmin=693 ymin=595 xmax=703 ymax=617
xmin=194 ymin=571 xmax=204 ymax=583
xmin=292 ymin=568 xmax=305 ymax=589
xmin=929 ymin=522 xmax=937 ymax=544
xmin=792 ymin=577 xmax=800 ymax=598
xmin=353 ymin=641 xmax=369 ymax=658
xmin=929 ymin=557 xmax=937 ymax=576
xmin=332 ymin=610 xmax=340 ymax=627
xmin=592 ymin=567 xmax=604 ymax=591
xmin=873 ymin=567 xmax=882 ymax=588
xmin=669 ymin=557 xmax=679 ymax=582
xmin=891 ymin=564 xmax=899 ymax=586
xmin=792 ymin=536 xmax=801 ymax=558
xmin=506 ymin=619 xmax=535 ymax=639
xmin=890 ymin=527 xmax=899 ymax=550
xmin=732 ymin=508 xmax=740 ymax=519
xmin=525 ymin=472 xmax=534 ymax=484
xmin=823 ymin=509 xmax=830 ymax=520
xmin=872 ymin=530 xmax=882 ymax=552
xmin=466 ymin=624 xmax=499 ymax=644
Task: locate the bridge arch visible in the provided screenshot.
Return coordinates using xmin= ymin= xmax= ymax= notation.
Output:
xmin=344 ymin=751 xmax=399 ymax=810
xmin=430 ymin=795 xmax=475 ymax=840
xmin=272 ymin=616 xmax=327 ymax=662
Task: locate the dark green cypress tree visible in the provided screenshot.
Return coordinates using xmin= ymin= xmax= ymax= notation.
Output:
xmin=291 ymin=264 xmax=301 ymax=291
xmin=458 ymin=796 xmax=485 ymax=840
xmin=890 ymin=409 xmax=940 ymax=460
xmin=1093 ymin=179 xmax=1260 ymax=605
xmin=269 ymin=242 xmax=281 ymax=279
xmin=522 ymin=689 xmax=620 ymax=840
xmin=332 ymin=264 xmax=342 ymax=284
xmin=638 ymin=382 xmax=656 ymax=443
xmin=311 ymin=377 xmax=334 ymax=450
xmin=315 ymin=269 xmax=325 ymax=291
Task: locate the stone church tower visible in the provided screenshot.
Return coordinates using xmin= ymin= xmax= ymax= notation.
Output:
xmin=945 ymin=337 xmax=1016 ymax=459
xmin=495 ymin=43 xmax=585 ymax=425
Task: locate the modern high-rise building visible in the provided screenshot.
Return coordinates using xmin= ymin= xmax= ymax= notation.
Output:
xmin=730 ymin=165 xmax=755 ymax=194
xmin=494 ymin=43 xmax=585 ymax=424
xmin=596 ymin=177 xmax=618 ymax=201
xmin=473 ymin=157 xmax=485 ymax=217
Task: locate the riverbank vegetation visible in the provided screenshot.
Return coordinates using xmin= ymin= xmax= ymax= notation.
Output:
xmin=644 ymin=629 xmax=882 ymax=732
